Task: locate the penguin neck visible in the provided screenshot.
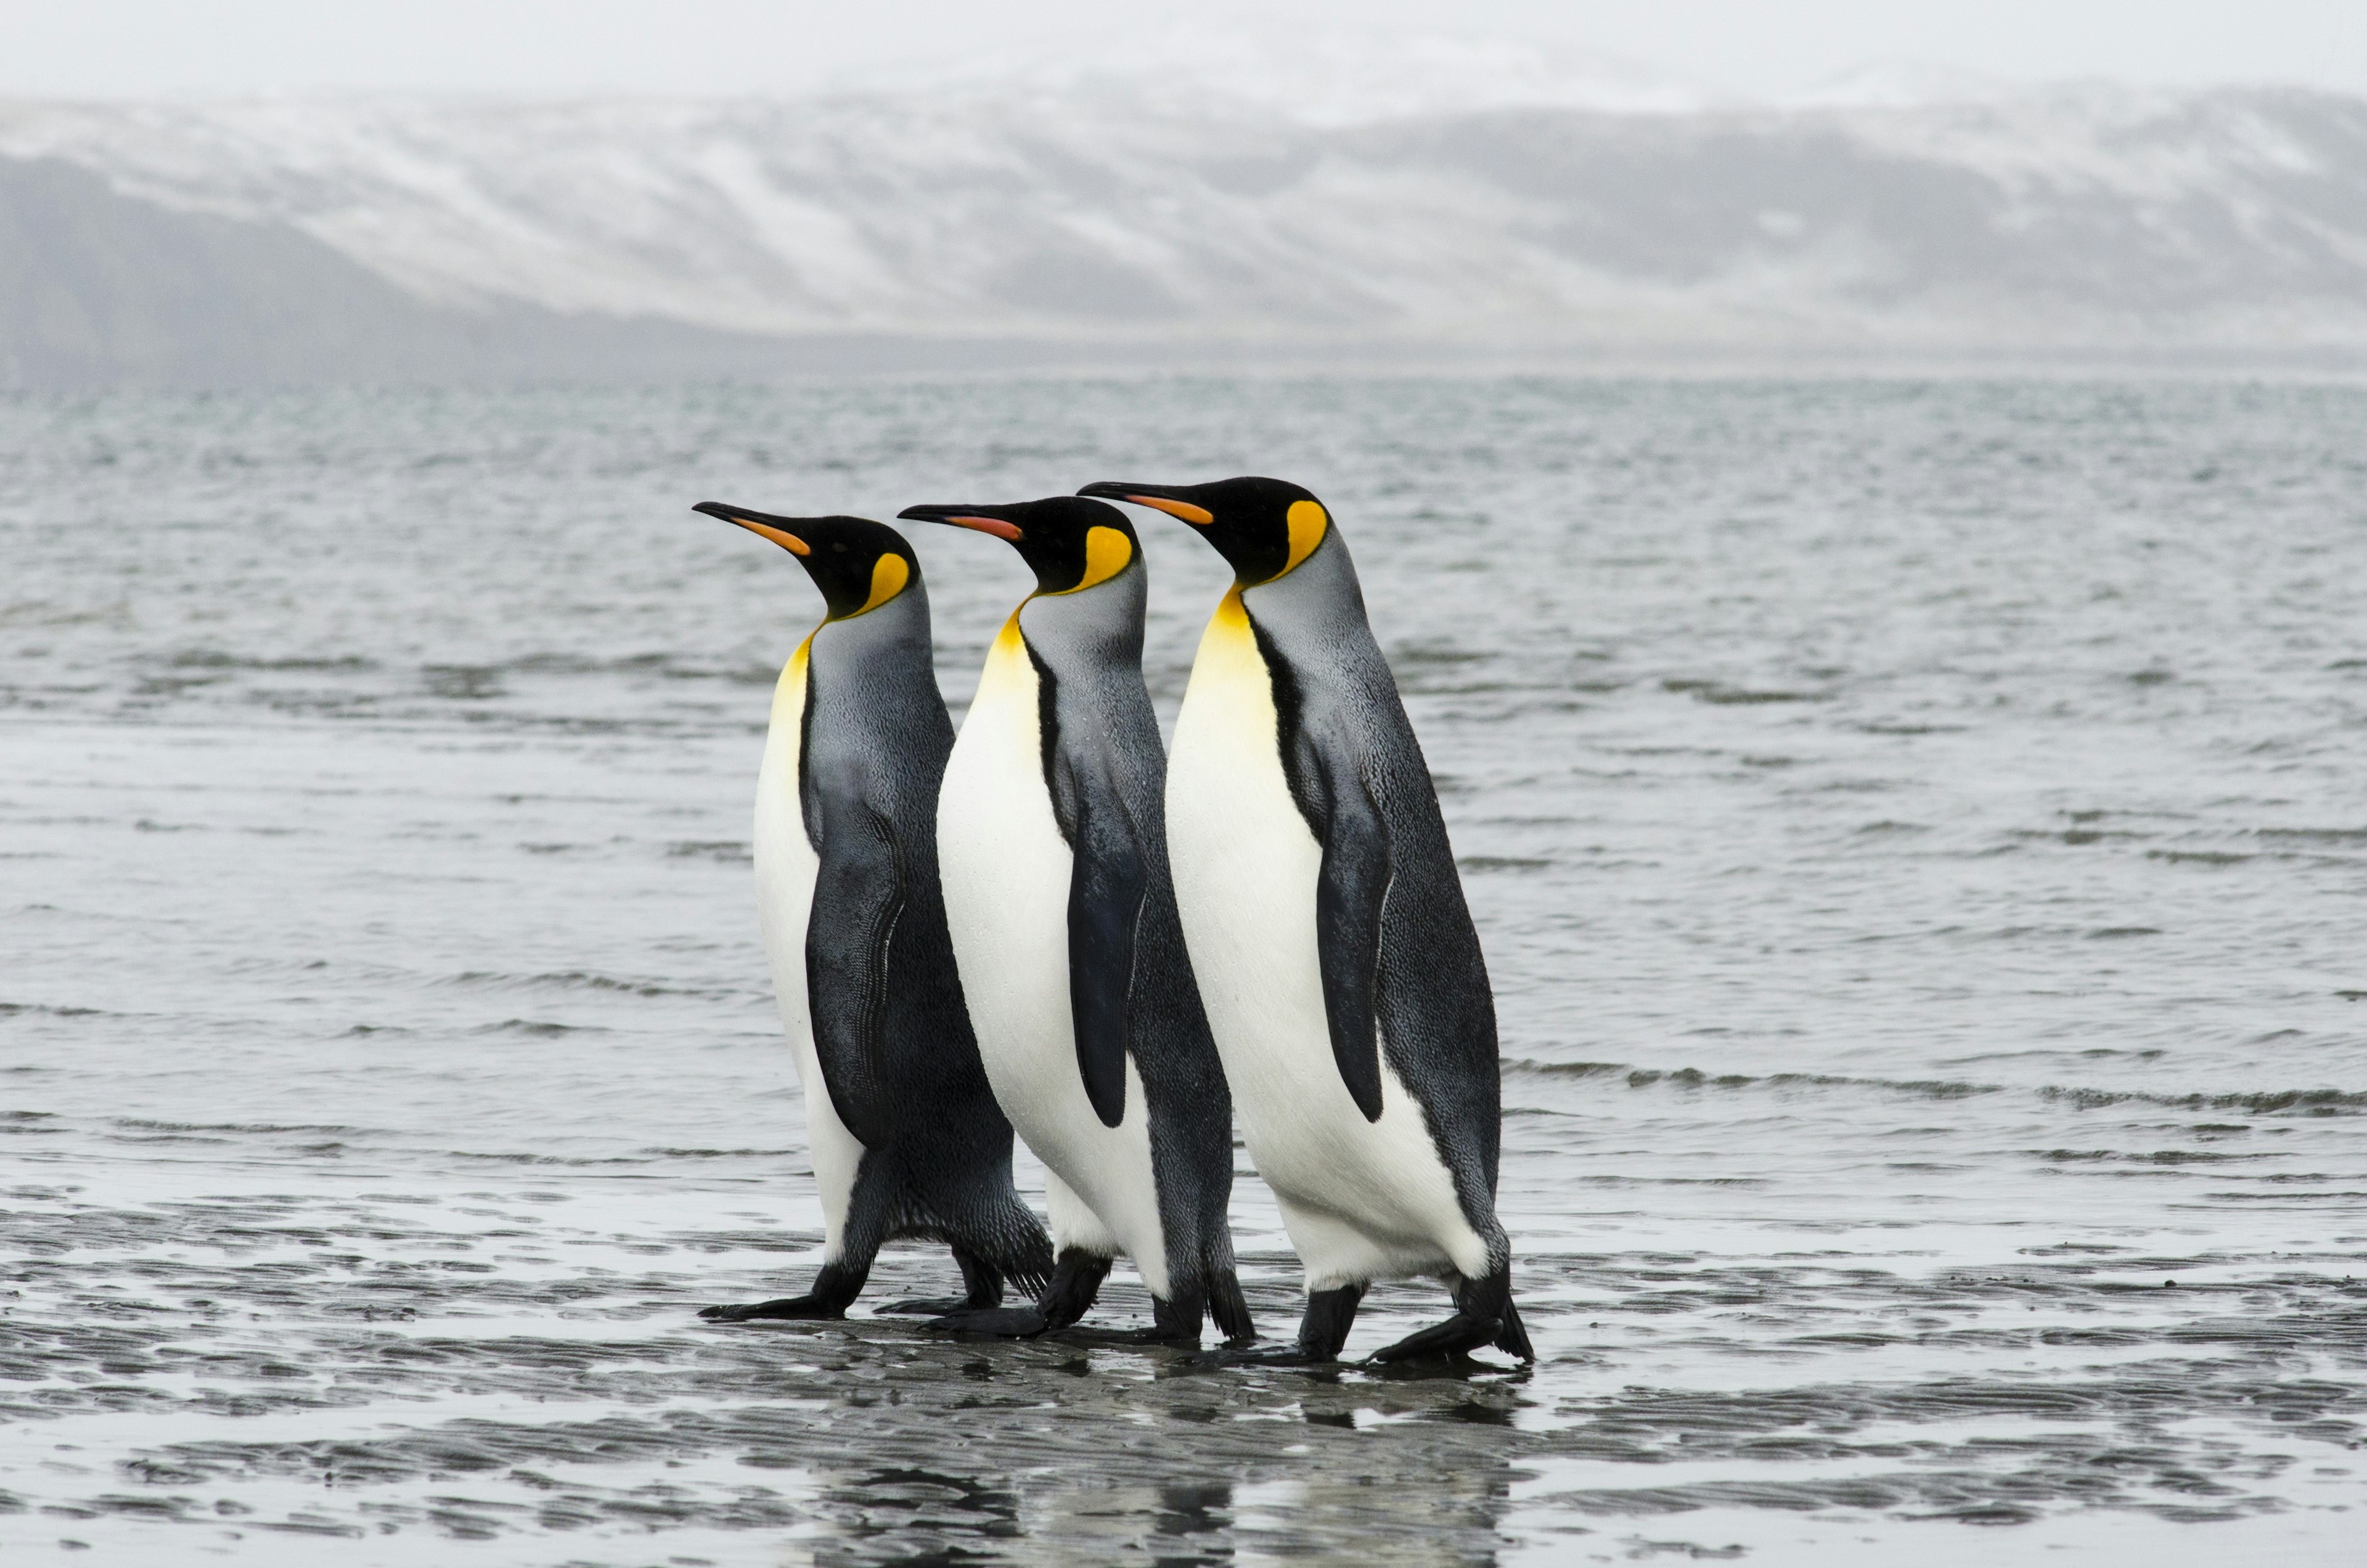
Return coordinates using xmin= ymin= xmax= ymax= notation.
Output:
xmin=805 ymin=579 xmax=938 ymax=688
xmin=1013 ymin=566 xmax=1147 ymax=683
xmin=1231 ymin=523 xmax=1367 ymax=647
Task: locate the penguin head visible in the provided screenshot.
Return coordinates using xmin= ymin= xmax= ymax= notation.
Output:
xmin=896 ymin=496 xmax=1139 ymax=597
xmin=692 ymin=502 xmax=919 ymax=620
xmin=1077 ymin=476 xmax=1330 ymax=587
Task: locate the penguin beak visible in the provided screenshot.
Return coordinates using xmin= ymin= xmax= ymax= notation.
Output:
xmin=896 ymin=504 xmax=1023 ymax=542
xmin=1077 ymin=481 xmax=1213 ymax=527
xmin=693 ymin=500 xmax=810 ymax=557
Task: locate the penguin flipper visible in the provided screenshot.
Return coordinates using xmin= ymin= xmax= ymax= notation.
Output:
xmin=803 ymin=802 xmax=902 ymax=1146
xmin=1314 ymin=780 xmax=1390 ymax=1122
xmin=1065 ymin=788 xmax=1147 ymax=1130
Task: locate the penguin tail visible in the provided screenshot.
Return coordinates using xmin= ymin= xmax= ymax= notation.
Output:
xmin=1458 ymin=1263 xmax=1535 ymax=1363
xmin=976 ymin=1193 xmax=1057 ymax=1298
xmin=1494 ymin=1289 xmax=1535 ymax=1362
xmin=1200 ymin=1222 xmax=1254 ymax=1343
xmin=1207 ymin=1265 xmax=1254 ymax=1345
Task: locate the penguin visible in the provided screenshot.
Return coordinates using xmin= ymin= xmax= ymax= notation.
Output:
xmin=1076 ymin=476 xmax=1534 ymax=1366
xmin=689 ymin=502 xmax=1054 ymax=1325
xmin=894 ymin=496 xmax=1254 ymax=1348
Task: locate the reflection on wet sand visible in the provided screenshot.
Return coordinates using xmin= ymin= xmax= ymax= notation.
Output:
xmin=740 ymin=1294 xmax=1527 ymax=1567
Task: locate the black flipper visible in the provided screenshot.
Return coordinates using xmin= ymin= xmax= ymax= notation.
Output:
xmin=803 ymin=799 xmax=902 ymax=1147
xmin=1065 ymin=790 xmax=1146 ymax=1129
xmin=1314 ymin=775 xmax=1390 ymax=1122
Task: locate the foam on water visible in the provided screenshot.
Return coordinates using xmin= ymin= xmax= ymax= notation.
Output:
xmin=3 ymin=377 xmax=2364 ymax=1562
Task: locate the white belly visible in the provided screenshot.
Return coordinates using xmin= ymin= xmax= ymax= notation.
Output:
xmin=1166 ymin=590 xmax=1487 ymax=1289
xmin=753 ymin=639 xmax=867 ymax=1262
xmin=938 ymin=616 xmax=1169 ymax=1296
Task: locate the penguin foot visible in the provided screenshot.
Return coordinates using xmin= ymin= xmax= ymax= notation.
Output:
xmin=1366 ymin=1312 xmax=1502 ymax=1365
xmin=1050 ymin=1324 xmax=1200 ymax=1349
xmin=698 ymin=1296 xmax=847 ymax=1323
xmin=921 ymin=1305 xmax=1051 ymax=1338
xmin=873 ymin=1296 xmax=976 ymax=1315
xmin=1188 ymin=1342 xmax=1338 ymax=1369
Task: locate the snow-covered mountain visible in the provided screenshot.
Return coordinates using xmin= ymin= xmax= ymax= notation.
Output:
xmin=4 ymin=45 xmax=2365 ymax=386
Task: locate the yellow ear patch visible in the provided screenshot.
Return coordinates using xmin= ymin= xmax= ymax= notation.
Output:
xmin=1280 ymin=500 xmax=1328 ymax=578
xmin=1047 ymin=525 xmax=1134 ymax=596
xmin=844 ymin=551 xmax=910 ymax=618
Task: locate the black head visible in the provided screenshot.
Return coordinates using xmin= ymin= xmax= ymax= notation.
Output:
xmin=692 ymin=502 xmax=920 ymax=619
xmin=897 ymin=496 xmax=1140 ymax=597
xmin=1076 ymin=476 xmax=1330 ymax=586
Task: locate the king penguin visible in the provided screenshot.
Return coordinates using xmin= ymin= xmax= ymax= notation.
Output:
xmin=895 ymin=496 xmax=1254 ymax=1347
xmin=689 ymin=502 xmax=1054 ymax=1325
xmin=1076 ymin=476 xmax=1534 ymax=1366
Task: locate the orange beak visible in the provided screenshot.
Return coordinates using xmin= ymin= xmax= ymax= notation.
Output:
xmin=936 ymin=513 xmax=1023 ymax=541
xmin=723 ymin=515 xmax=810 ymax=555
xmin=1119 ymin=494 xmax=1214 ymax=526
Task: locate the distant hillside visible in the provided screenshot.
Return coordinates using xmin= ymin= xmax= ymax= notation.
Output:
xmin=0 ymin=157 xmax=812 ymax=389
xmin=4 ymin=73 xmax=2365 ymax=387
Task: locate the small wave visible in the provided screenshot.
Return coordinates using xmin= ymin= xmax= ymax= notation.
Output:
xmin=110 ymin=1117 xmax=366 ymax=1135
xmin=1516 ymin=1060 xmax=2357 ymax=1117
xmin=667 ymin=841 xmax=750 ymax=861
xmin=2038 ymin=1086 xmax=2367 ymax=1116
xmin=1457 ymin=855 xmax=1553 ymax=874
xmin=408 ymin=650 xmax=775 ymax=686
xmin=473 ymin=1019 xmax=610 ymax=1037
xmin=169 ymin=650 xmax=380 ymax=673
xmin=1506 ymin=1060 xmax=2001 ymax=1101
xmin=2032 ymin=1148 xmax=2262 ymax=1165
xmin=1663 ymin=679 xmax=1824 ymax=704
xmin=442 ymin=970 xmax=726 ymax=1000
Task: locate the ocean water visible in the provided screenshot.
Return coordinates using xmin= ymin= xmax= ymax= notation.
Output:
xmin=2 ymin=375 xmax=2364 ymax=1566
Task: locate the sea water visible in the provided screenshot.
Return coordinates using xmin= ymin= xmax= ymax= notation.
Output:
xmin=2 ymin=376 xmax=2364 ymax=1564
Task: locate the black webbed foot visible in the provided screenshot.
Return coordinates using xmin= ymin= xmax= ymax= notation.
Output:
xmin=1050 ymin=1323 xmax=1200 ymax=1348
xmin=699 ymin=1260 xmax=865 ymax=1323
xmin=699 ymin=1296 xmax=847 ymax=1323
xmin=1192 ymin=1283 xmax=1362 ymax=1366
xmin=1188 ymin=1340 xmax=1338 ymax=1368
xmin=1048 ymin=1288 xmax=1206 ymax=1349
xmin=1367 ymin=1312 xmax=1502 ymax=1365
xmin=922 ymin=1305 xmax=1052 ymax=1338
xmin=873 ymin=1296 xmax=975 ymax=1315
xmin=873 ymin=1245 xmax=1012 ymax=1315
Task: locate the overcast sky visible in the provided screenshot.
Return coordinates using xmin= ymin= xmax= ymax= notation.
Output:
xmin=1 ymin=0 xmax=2359 ymax=100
